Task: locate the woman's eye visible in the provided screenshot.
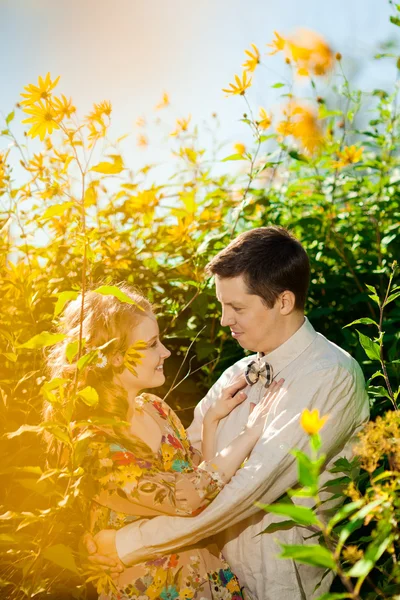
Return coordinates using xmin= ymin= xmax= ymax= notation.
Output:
xmin=150 ymin=340 xmax=158 ymax=348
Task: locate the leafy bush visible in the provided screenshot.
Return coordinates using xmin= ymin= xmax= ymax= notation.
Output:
xmin=0 ymin=4 xmax=399 ymax=598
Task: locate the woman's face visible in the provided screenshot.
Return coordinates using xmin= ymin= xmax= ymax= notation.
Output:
xmin=114 ymin=312 xmax=171 ymax=394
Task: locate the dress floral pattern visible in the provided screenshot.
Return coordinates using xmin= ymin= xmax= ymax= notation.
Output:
xmin=85 ymin=393 xmax=243 ymax=600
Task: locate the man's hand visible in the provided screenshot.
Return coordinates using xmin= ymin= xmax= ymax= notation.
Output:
xmin=206 ymin=373 xmax=248 ymax=422
xmin=83 ymin=530 xmax=124 ymax=578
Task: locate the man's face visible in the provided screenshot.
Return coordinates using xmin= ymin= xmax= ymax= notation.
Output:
xmin=215 ymin=274 xmax=282 ymax=353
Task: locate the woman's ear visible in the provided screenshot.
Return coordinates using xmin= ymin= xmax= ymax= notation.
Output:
xmin=279 ymin=290 xmax=296 ymax=315
xmin=110 ymin=353 xmax=124 ymax=368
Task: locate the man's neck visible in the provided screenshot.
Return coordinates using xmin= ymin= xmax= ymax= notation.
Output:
xmin=259 ymin=313 xmax=305 ymax=355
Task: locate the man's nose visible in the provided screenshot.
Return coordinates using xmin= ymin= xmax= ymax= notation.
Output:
xmin=220 ymin=308 xmax=235 ymax=327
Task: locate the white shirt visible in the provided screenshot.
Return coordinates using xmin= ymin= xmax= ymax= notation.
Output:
xmin=116 ymin=318 xmax=369 ymax=600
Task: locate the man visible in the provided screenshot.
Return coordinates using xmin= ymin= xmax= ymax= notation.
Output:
xmin=86 ymin=226 xmax=369 ymax=599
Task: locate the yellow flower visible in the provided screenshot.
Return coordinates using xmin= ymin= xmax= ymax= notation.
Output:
xmin=86 ymin=100 xmax=112 ymax=125
xmin=137 ymin=134 xmax=148 ymax=147
xmin=53 ymin=94 xmax=76 ymax=119
xmin=161 ymin=443 xmax=176 ymax=463
xmin=20 ymin=73 xmax=60 ymax=106
xmin=180 ymin=588 xmax=195 ymax=599
xmin=155 ymin=91 xmax=170 ymax=110
xmin=242 ymin=43 xmax=260 ymax=72
xmin=22 ymin=101 xmax=60 ymax=140
xmin=267 ymin=31 xmax=286 ymax=55
xmin=342 ymin=545 xmax=364 ymax=564
xmin=258 ymin=107 xmax=272 ymax=130
xmin=332 ymin=145 xmax=363 ymax=169
xmin=300 ymin=408 xmax=328 ymax=435
xmin=233 ymin=142 xmax=246 ymax=155
xmin=222 ymin=71 xmax=252 ymax=96
xmin=170 ymin=115 xmax=191 ymax=136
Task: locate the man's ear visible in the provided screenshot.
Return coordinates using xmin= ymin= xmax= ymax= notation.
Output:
xmin=279 ymin=290 xmax=296 ymax=315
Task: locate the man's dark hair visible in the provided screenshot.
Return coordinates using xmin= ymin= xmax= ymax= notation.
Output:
xmin=206 ymin=226 xmax=310 ymax=310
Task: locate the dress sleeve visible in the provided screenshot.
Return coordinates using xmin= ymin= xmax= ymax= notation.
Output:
xmin=87 ymin=440 xmax=225 ymax=518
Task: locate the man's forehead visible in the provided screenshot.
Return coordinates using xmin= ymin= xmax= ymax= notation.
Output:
xmin=215 ymin=275 xmax=251 ymax=300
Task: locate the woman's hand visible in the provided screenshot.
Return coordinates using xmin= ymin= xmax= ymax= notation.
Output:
xmin=206 ymin=374 xmax=248 ymax=423
xmin=244 ymin=378 xmax=284 ymax=439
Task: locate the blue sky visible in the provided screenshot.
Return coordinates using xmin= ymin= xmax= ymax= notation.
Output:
xmin=0 ymin=0 xmax=397 ymax=181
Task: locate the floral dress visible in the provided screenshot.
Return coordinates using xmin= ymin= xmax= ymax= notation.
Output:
xmin=85 ymin=393 xmax=244 ymax=600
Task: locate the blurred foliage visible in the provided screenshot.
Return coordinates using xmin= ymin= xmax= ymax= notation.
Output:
xmin=0 ymin=4 xmax=400 ymax=598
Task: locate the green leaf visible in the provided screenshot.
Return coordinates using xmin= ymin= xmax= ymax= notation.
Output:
xmin=326 ymin=500 xmax=363 ymax=532
xmin=42 ymin=202 xmax=75 ymax=221
xmin=390 ymin=15 xmax=400 ymax=26
xmin=77 ymin=386 xmax=99 ymax=407
xmin=384 ymin=290 xmax=400 ymax=306
xmin=221 ymin=153 xmax=246 ymax=162
xmin=347 ymin=534 xmax=393 ymax=578
xmin=5 ymin=111 xmax=14 ymax=125
xmin=40 ymin=378 xmax=68 ymax=405
xmin=54 ymin=290 xmax=79 ymax=317
xmin=256 ymin=502 xmax=319 ymax=526
xmin=364 ymin=284 xmax=380 ymax=305
xmin=93 ymin=285 xmax=145 ymax=309
xmin=42 ymin=543 xmax=79 ymax=574
xmin=260 ymin=520 xmax=297 ymax=534
xmin=343 ymin=318 xmax=378 ymax=329
xmin=316 ymin=594 xmax=352 ymax=599
xmin=356 ymin=330 xmax=381 ymax=361
xmin=279 ymin=544 xmax=336 ymax=570
xmin=90 ymin=154 xmax=123 ymax=175
xmin=288 ymin=149 xmax=308 ymax=162
xmin=66 ymin=340 xmax=80 ymax=363
xmin=19 ymin=331 xmax=65 ymax=350
xmin=291 ymin=450 xmax=319 ymax=488
xmin=272 ymin=82 xmax=285 ymax=88
xmin=2 ymin=352 xmax=17 ymax=362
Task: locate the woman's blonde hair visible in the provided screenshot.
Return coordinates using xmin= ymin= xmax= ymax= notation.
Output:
xmin=45 ymin=283 xmax=152 ymax=425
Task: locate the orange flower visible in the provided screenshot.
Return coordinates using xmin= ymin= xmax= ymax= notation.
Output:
xmin=277 ymin=101 xmax=324 ymax=155
xmin=287 ymin=29 xmax=334 ymax=77
xmin=137 ymin=134 xmax=148 ymax=147
xmin=233 ymin=142 xmax=246 ymax=155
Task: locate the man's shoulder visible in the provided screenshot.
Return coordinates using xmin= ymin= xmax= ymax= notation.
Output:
xmin=311 ymin=330 xmax=363 ymax=380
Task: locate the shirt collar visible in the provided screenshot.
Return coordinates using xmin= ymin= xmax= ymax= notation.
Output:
xmin=260 ymin=317 xmax=317 ymax=376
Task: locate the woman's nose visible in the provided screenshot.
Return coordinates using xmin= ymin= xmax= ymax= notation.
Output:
xmin=161 ymin=344 xmax=171 ymax=359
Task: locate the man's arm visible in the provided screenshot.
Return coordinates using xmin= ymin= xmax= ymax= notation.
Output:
xmin=116 ymin=362 xmax=368 ymax=565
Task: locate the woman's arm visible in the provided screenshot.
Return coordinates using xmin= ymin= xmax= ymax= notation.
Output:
xmin=201 ymin=379 xmax=284 ymax=483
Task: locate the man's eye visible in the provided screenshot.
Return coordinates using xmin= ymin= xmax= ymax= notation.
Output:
xmin=233 ymin=307 xmax=242 ymax=312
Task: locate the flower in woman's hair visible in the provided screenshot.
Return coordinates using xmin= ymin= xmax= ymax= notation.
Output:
xmin=123 ymin=340 xmax=147 ymax=375
xmin=96 ymin=350 xmax=108 ymax=369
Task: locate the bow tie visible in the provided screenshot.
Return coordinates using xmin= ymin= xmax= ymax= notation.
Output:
xmin=244 ymin=353 xmax=274 ymax=388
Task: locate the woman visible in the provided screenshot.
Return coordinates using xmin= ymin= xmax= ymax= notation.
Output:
xmin=47 ymin=284 xmax=283 ymax=600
